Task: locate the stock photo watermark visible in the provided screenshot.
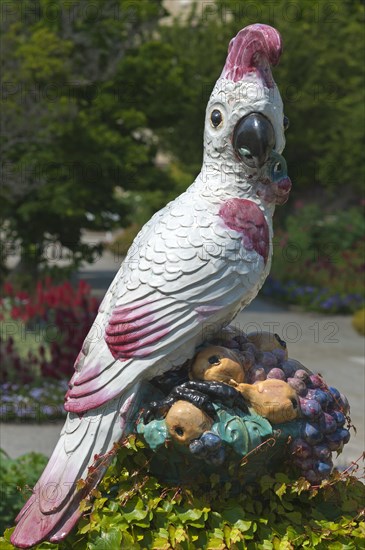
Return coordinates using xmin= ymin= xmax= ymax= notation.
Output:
xmin=201 ymin=320 xmax=340 ymax=344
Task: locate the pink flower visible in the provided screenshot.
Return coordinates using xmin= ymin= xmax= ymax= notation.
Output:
xmin=3 ymin=281 xmax=14 ymax=296
xmin=11 ymin=306 xmax=21 ymax=319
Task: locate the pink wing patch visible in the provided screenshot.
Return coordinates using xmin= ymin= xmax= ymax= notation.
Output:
xmin=105 ymin=301 xmax=169 ymax=360
xmin=219 ymin=198 xmax=269 ymax=263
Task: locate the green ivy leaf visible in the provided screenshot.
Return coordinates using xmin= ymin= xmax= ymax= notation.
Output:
xmin=151 ymin=527 xmax=170 ymax=550
xmin=0 ymin=529 xmax=18 ymax=550
xmin=207 ymin=528 xmax=225 ymax=549
xmin=230 ymin=526 xmax=243 ymax=543
xmin=261 ymin=475 xmax=275 ymax=493
xmin=124 ymin=508 xmax=149 ymax=524
xmin=234 ymin=519 xmax=252 ymax=533
xmin=88 ymin=528 xmax=122 ymax=550
xmin=175 ymin=507 xmax=203 ymax=524
xmin=78 ymin=523 xmax=92 ymax=535
xmin=221 ymin=506 xmax=246 ymax=524
xmin=328 ymin=543 xmax=355 ymax=550
xmin=275 ymin=483 xmax=287 ymax=500
xmin=174 ymin=525 xmax=188 ymax=543
xmin=308 ymin=529 xmax=322 ymax=546
xmin=285 ymin=511 xmax=302 ymax=525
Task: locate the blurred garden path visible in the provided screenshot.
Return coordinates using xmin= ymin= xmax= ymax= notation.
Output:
xmin=1 ymin=231 xmax=364 ymax=472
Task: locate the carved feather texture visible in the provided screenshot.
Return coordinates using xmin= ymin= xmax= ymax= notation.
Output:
xmin=11 ymin=24 xmax=286 ymax=548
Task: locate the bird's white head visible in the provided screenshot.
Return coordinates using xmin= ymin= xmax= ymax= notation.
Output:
xmin=202 ymin=24 xmax=291 ymax=207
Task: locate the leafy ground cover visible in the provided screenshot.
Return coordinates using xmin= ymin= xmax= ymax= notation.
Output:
xmin=0 ymin=278 xmax=99 ymax=422
xmin=1 ymin=436 xmax=364 ymax=549
xmin=263 ymin=204 xmax=365 ymax=314
xmin=0 ymin=449 xmax=48 ymax=535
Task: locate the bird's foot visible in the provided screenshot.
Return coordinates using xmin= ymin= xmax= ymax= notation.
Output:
xmin=180 ymin=380 xmax=248 ymax=412
xmin=143 ymin=383 xmax=217 ymax=423
xmin=142 ymin=396 xmax=176 ymax=424
xmin=143 ymin=380 xmax=248 ymax=424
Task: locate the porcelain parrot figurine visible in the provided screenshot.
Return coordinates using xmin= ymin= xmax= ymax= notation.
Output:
xmin=11 ymin=24 xmax=291 ymax=548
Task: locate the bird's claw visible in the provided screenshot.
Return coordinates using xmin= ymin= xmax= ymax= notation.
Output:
xmin=142 ymin=397 xmax=175 ymax=424
xmin=180 ymin=380 xmax=248 ymax=412
xmin=143 ymin=385 xmax=217 ymax=423
xmin=143 ymin=379 xmax=248 ymax=424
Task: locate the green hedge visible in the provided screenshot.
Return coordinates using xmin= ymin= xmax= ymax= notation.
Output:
xmin=2 ymin=437 xmax=364 ymax=549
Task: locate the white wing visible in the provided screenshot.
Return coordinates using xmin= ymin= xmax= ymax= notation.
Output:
xmin=65 ymin=187 xmax=269 ymax=413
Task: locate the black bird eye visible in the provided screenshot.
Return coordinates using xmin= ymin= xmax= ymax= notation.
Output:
xmin=283 ymin=116 xmax=290 ymax=131
xmin=211 ymin=109 xmax=223 ymax=127
xmin=208 ymin=355 xmax=220 ymax=365
xmin=233 ymin=113 xmax=275 ymax=168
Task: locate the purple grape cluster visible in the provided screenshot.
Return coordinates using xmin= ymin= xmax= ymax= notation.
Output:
xmin=233 ymin=337 xmax=351 ymax=484
xmin=291 ymin=378 xmax=350 ymax=484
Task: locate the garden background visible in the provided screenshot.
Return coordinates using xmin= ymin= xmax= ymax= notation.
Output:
xmin=1 ymin=0 xmax=364 ymax=548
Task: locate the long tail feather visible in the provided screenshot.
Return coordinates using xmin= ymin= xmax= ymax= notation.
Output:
xmin=11 ymin=384 xmax=139 ymax=548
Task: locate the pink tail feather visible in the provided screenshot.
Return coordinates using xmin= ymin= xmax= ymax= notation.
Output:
xmin=11 ymin=388 xmax=138 ymax=548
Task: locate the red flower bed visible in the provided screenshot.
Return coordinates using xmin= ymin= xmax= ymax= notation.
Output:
xmin=0 ymin=278 xmax=99 ymax=384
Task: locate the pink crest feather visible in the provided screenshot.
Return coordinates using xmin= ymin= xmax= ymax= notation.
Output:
xmin=221 ymin=24 xmax=282 ymax=88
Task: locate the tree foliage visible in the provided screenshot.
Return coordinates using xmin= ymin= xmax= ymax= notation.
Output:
xmin=1 ymin=0 xmax=364 ymax=278
xmin=159 ymin=0 xmax=365 ymax=201
xmin=0 ymin=0 xmax=188 ymax=276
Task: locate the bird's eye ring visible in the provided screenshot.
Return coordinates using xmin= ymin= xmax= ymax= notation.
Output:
xmin=211 ymin=109 xmax=223 ymax=127
xmin=208 ymin=355 xmax=220 ymax=364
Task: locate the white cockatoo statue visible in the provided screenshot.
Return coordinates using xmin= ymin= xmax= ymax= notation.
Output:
xmin=11 ymin=24 xmax=291 ymax=547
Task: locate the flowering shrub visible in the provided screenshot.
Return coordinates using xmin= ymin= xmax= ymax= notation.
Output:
xmin=266 ymin=204 xmax=365 ymax=313
xmin=1 ymin=381 xmax=68 ymax=422
xmin=262 ymin=277 xmax=364 ymax=314
xmin=0 ymin=279 xmax=99 ymax=420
